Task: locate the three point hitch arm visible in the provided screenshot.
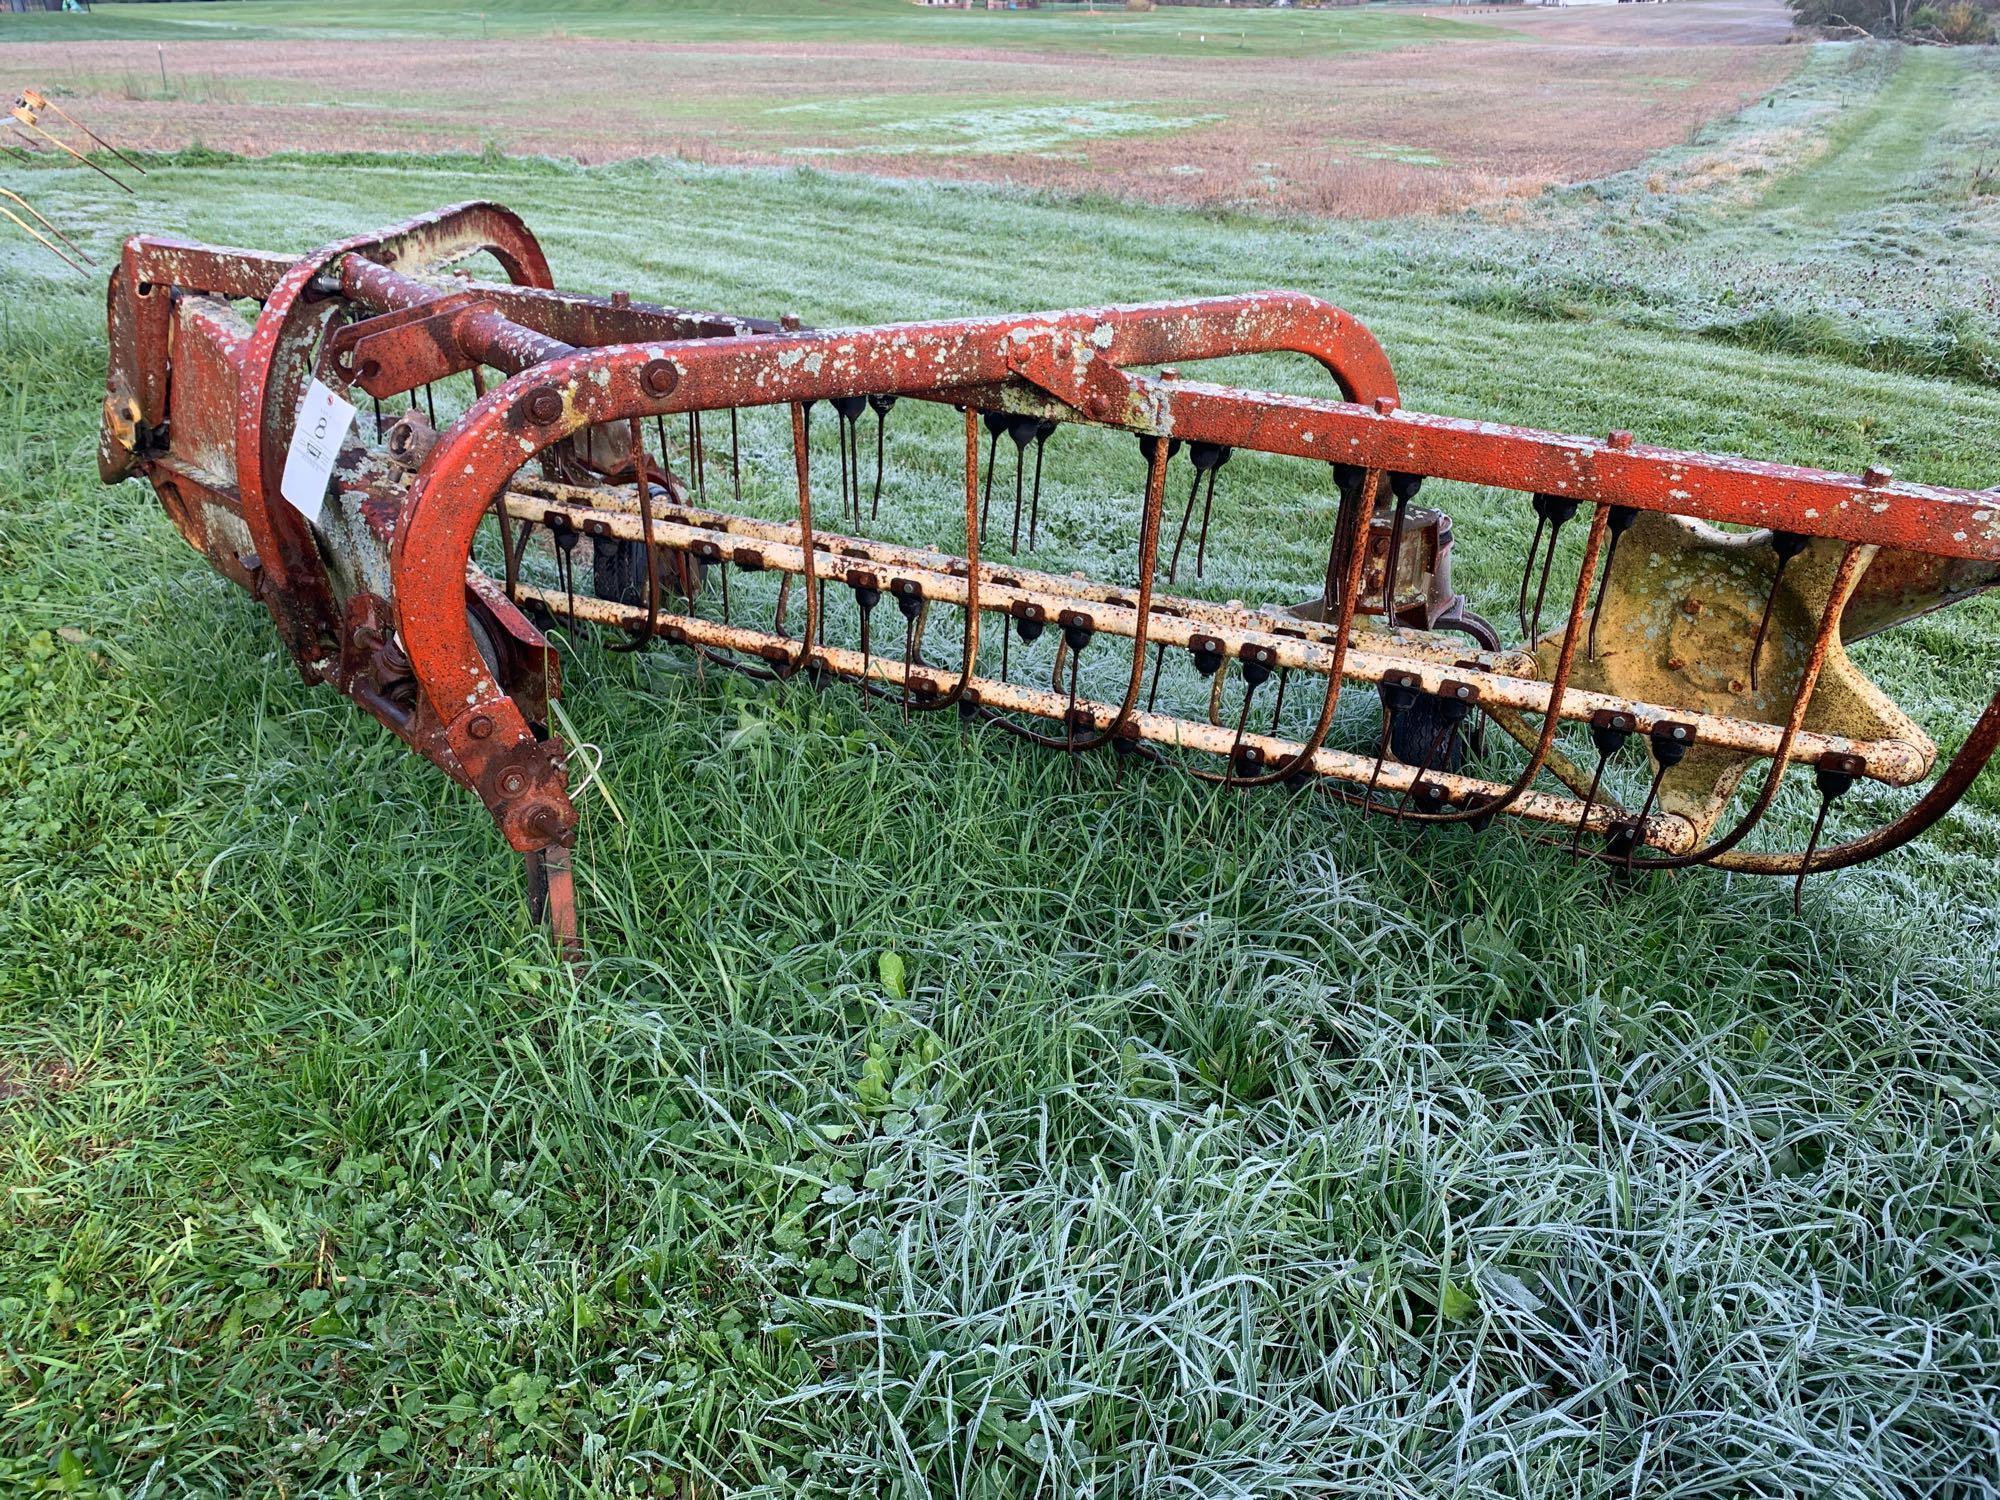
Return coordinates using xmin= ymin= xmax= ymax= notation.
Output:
xmin=100 ymin=202 xmax=2000 ymax=946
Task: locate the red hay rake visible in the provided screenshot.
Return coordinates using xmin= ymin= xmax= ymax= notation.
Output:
xmin=99 ymin=202 xmax=2000 ymax=947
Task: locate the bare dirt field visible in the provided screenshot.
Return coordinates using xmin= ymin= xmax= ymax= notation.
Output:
xmin=1439 ymin=0 xmax=1798 ymax=46
xmin=6 ymin=0 xmax=1800 ymax=216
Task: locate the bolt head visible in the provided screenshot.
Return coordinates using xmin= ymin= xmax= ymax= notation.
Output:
xmin=467 ymin=714 xmax=494 ymax=740
xmin=1607 ymin=429 xmax=1634 ymax=449
xmin=525 ymin=386 xmax=564 ymax=425
xmin=1373 ymin=396 xmax=1398 ymax=415
xmin=780 ymin=312 xmax=802 ymax=332
xmin=1863 ymin=464 xmax=1893 ymax=487
xmin=641 ymin=359 xmax=679 ymax=397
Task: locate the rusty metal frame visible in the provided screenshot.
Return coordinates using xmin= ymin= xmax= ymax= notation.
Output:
xmin=97 ymin=202 xmax=2000 ymax=947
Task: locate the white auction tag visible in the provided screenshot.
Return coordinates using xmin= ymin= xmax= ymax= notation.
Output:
xmin=280 ymin=378 xmax=357 ymax=523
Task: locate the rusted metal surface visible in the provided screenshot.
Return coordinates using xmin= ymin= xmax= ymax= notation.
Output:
xmin=97 ymin=202 xmax=2000 ymax=946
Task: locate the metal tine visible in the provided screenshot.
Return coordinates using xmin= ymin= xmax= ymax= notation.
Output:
xmin=1167 ymin=461 xmax=1202 ymax=584
xmin=868 ymin=394 xmax=896 ymax=520
xmin=831 ymin=395 xmax=866 ymax=525
xmin=1028 ymin=418 xmax=1054 ymax=549
xmin=10 ymin=106 xmax=132 ymax=193
xmin=1623 ymin=720 xmax=1694 ymax=868
xmin=1006 ymin=414 xmax=1037 ymax=552
xmin=1794 ymin=751 xmax=1863 ymax=911
xmin=1393 ymin=689 xmax=1471 ymax=821
xmin=979 ymin=411 xmax=1006 ymax=533
xmin=853 ymin=572 xmax=882 ymax=694
xmin=1515 ymin=513 xmax=1547 ymax=641
xmin=1323 ymin=464 xmax=1368 ymax=608
xmin=1060 ymin=611 xmax=1093 ymax=751
xmin=730 ymin=407 xmax=743 ymax=508
xmin=0 ymin=188 xmax=93 ymax=267
xmin=1747 ymin=530 xmax=1808 ymax=691
xmin=788 ymin=400 xmax=820 ymax=679
xmin=894 ymin=579 xmax=923 ymax=720
xmin=504 ymin=512 xmax=535 ymax=605
xmin=1368 ymin=672 xmax=1421 ymax=795
xmin=688 ymin=409 xmax=709 ymax=507
xmin=0 ymin=201 xmax=87 ymax=274
xmin=1187 ymin=442 xmax=1231 ymax=580
xmin=19 ymin=91 xmax=147 ymax=177
xmin=1588 ymin=505 xmax=1639 ymax=661
xmin=1568 ymin=708 xmax=1634 ymax=853
xmin=1379 ymin=473 xmax=1421 ymax=617
xmin=606 ymin=418 xmax=663 ymax=654
xmin=1222 ymin=643 xmax=1276 ymax=788
xmin=1521 ymin=493 xmax=1580 ymax=643
xmin=547 ymin=513 xmax=580 ymax=628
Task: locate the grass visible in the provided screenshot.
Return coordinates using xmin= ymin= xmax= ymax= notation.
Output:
xmin=0 ymin=0 xmax=1490 ymax=58
xmin=3 ymin=41 xmax=2000 ymax=1500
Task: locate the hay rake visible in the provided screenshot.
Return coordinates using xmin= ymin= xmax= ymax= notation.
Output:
xmin=99 ymin=202 xmax=2000 ymax=947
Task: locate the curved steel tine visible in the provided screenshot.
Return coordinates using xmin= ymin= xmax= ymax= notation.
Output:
xmin=1748 ymin=531 xmax=1808 ymax=691
xmin=0 ymin=203 xmax=86 ymax=274
xmin=1516 ymin=512 xmax=1547 ymax=642
xmin=0 ymin=189 xmax=93 ymax=266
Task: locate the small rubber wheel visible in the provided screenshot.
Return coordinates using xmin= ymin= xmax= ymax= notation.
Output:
xmin=1388 ymin=694 xmax=1466 ymax=774
xmin=591 ymin=536 xmax=650 ymax=607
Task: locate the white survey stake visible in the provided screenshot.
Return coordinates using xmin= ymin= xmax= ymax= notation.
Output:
xmin=280 ymin=378 xmax=358 ymax=523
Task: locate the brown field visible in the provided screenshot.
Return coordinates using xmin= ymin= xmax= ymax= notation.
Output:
xmin=6 ymin=1 xmax=1801 ymax=217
